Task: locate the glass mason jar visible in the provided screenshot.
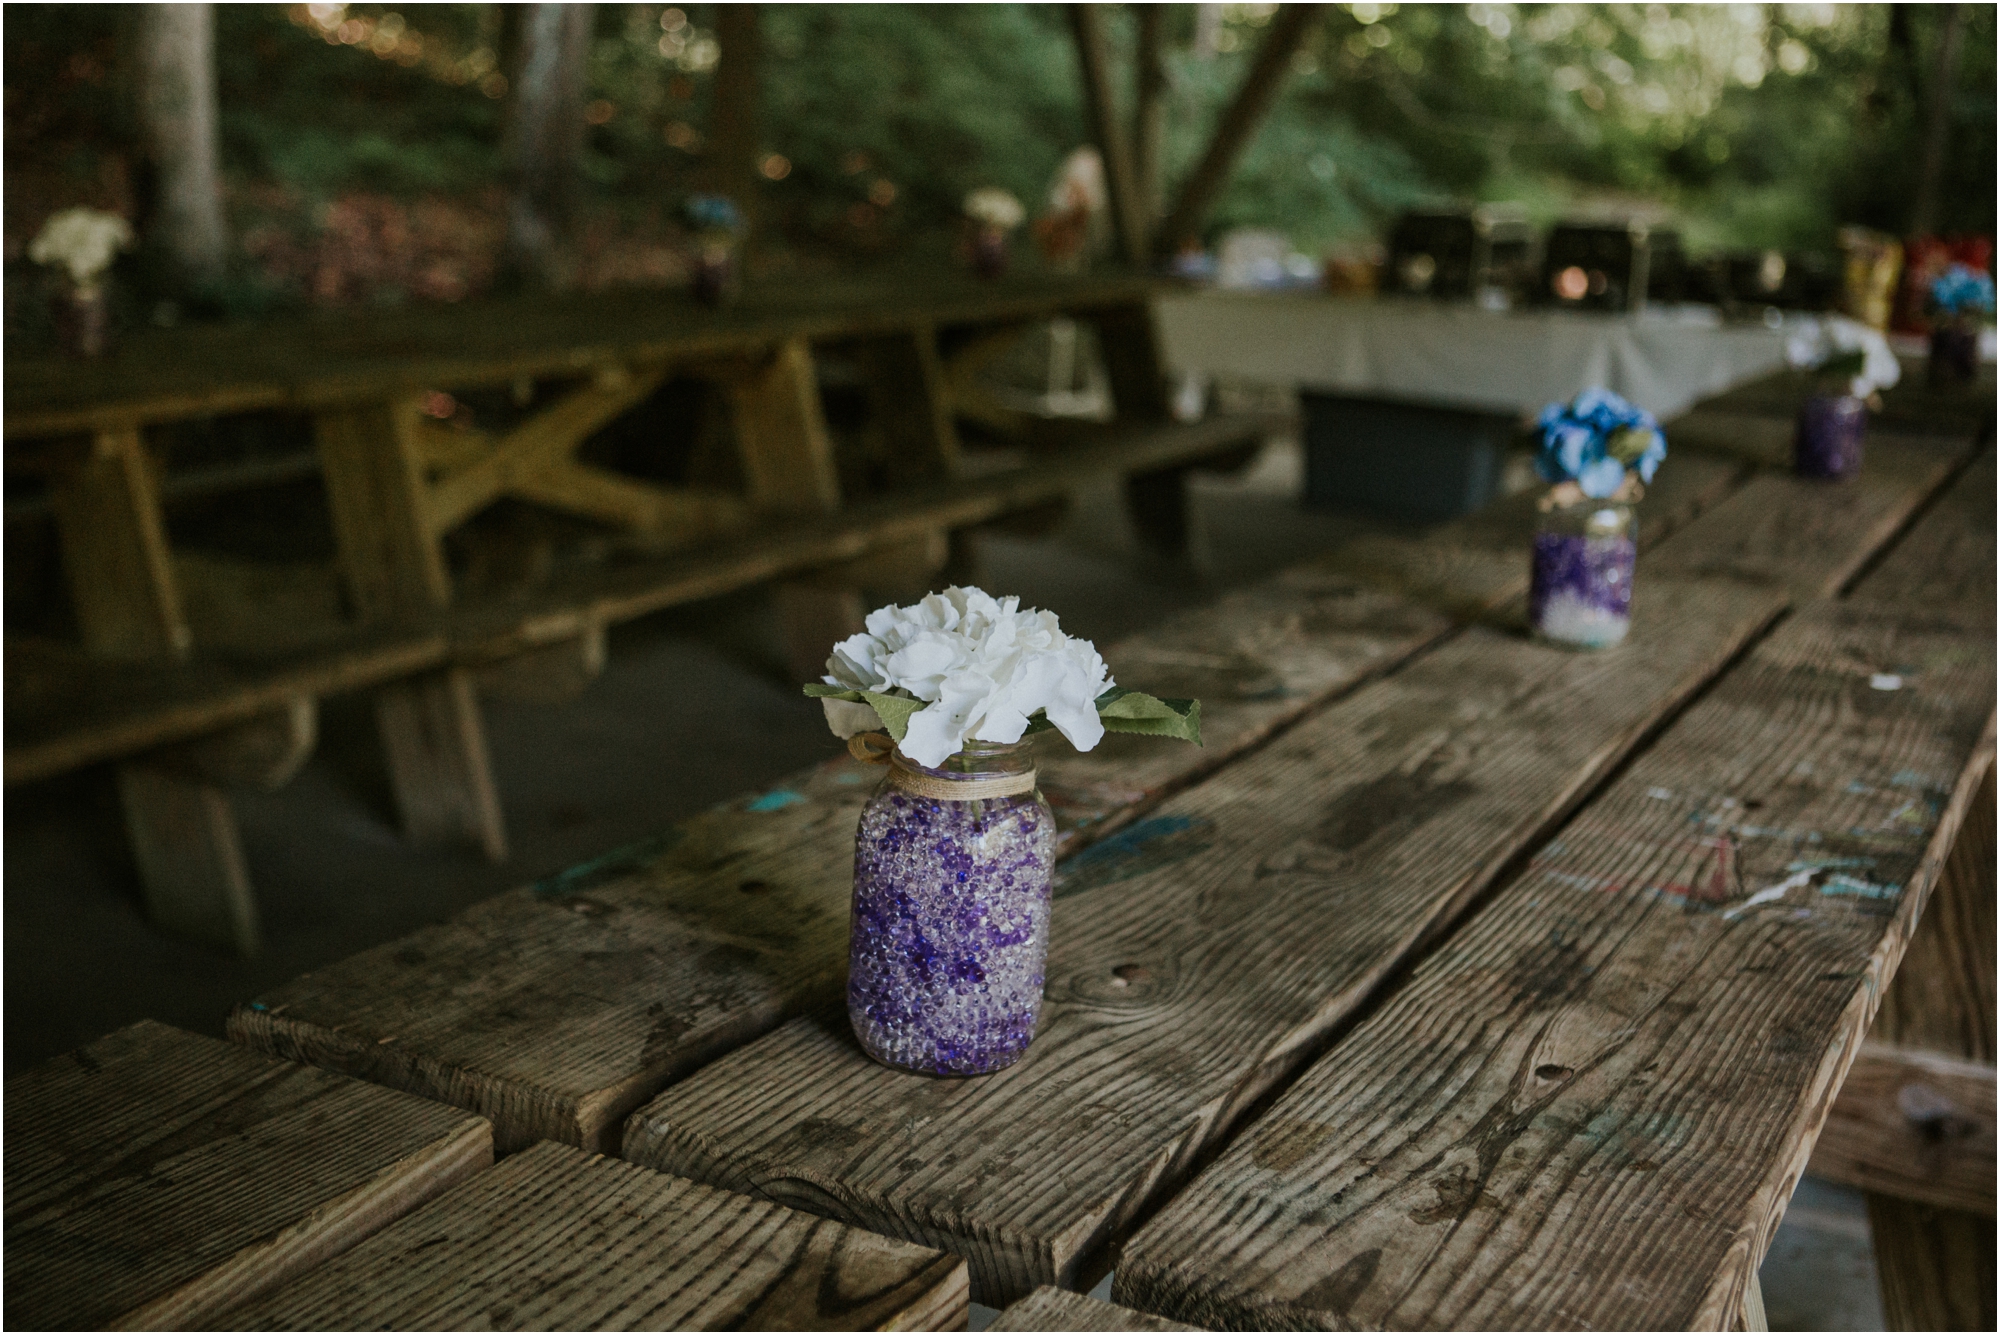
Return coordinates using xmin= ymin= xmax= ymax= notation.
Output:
xmin=1794 ymin=392 xmax=1867 ymax=479
xmin=691 ymin=240 xmax=735 ymax=308
xmin=847 ymin=739 xmax=1055 ymax=1076
xmin=970 ymin=224 xmax=1010 ymax=279
xmin=1529 ymin=499 xmax=1638 ymax=650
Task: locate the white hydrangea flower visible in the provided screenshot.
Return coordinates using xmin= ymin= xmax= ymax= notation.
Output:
xmin=28 ymin=208 xmax=134 ymax=294
xmin=823 ymin=586 xmax=1113 ymax=768
xmin=963 ymin=187 xmax=1026 ymax=231
xmin=1785 ymin=315 xmax=1902 ymax=399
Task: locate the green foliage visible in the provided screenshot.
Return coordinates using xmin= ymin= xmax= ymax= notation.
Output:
xmin=4 ymin=1 xmax=1992 ymax=294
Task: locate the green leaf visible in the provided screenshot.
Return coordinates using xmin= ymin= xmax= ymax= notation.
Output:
xmin=801 ymin=684 xmax=923 ymax=742
xmin=858 ymin=691 xmax=924 ymax=742
xmin=1095 ymin=687 xmax=1202 ymax=744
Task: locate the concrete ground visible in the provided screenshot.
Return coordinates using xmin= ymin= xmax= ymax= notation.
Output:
xmin=3 ymin=437 xmax=1881 ymax=1330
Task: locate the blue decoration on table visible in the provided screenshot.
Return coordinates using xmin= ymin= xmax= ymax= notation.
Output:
xmin=684 ymin=193 xmax=744 ymax=234
xmin=1535 ymin=387 xmax=1667 ymax=499
xmin=1930 ymin=264 xmax=1994 ymax=317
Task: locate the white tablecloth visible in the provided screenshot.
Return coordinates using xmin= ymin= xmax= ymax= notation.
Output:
xmin=1153 ymin=290 xmax=1797 ymax=421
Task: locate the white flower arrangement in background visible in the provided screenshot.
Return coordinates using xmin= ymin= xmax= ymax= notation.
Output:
xmin=1785 ymin=315 xmax=1902 ymax=400
xmin=962 ymin=188 xmax=1026 ymax=232
xmin=29 ymin=207 xmax=133 ymax=295
xmin=806 ymin=586 xmax=1199 ymax=769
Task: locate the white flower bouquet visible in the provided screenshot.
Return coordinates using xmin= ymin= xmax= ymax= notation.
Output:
xmin=29 ymin=207 xmax=133 ymax=296
xmin=805 ymin=586 xmax=1199 ymax=769
xmin=962 ymin=188 xmax=1026 ymax=232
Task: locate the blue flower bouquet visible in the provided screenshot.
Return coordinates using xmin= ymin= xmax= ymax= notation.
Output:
xmin=1528 ymin=388 xmax=1667 ymax=650
xmin=683 ymin=194 xmax=744 ymax=307
xmin=1927 ymin=264 xmax=1992 ymax=384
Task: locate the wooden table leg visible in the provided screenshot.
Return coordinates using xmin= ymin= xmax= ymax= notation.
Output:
xmin=49 ymin=427 xmax=261 ymax=953
xmin=318 ymin=400 xmax=508 ymax=862
xmin=1862 ymin=762 xmax=1997 ymax=1331
xmin=725 ymin=337 xmax=864 ymax=680
xmin=1092 ymin=301 xmax=1209 ymax=567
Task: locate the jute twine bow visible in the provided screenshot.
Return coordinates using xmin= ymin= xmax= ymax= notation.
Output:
xmin=846 ymin=732 xmax=1038 ymax=801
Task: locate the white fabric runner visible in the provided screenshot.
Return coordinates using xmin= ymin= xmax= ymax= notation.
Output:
xmin=1154 ymin=290 xmax=1810 ymax=421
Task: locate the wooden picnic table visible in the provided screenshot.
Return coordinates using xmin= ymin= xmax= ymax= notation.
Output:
xmin=6 ymin=269 xmax=1277 ymax=959
xmin=8 ymin=365 xmax=1992 ymax=1330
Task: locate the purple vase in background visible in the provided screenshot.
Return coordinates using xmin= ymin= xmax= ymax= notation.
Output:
xmin=847 ymin=740 xmax=1054 ymax=1075
xmin=1930 ymin=324 xmax=1979 ymax=385
xmin=1793 ymin=393 xmax=1867 ymax=479
xmin=1529 ymin=500 xmax=1638 ymax=650
xmin=691 ymin=245 xmax=734 ymax=308
xmin=971 ymin=225 xmax=1010 ymax=279
xmin=55 ymin=286 xmax=110 ymax=358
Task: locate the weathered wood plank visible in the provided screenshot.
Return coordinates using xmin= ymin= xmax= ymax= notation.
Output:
xmin=6 ymin=270 xmax=1171 ymax=438
xmin=1324 ymin=447 xmax=1742 ymax=621
xmin=48 ymin=426 xmax=265 ymax=951
xmin=1845 ymin=449 xmax=1996 ymax=629
xmin=616 ymin=437 xmax=1971 ymax=1307
xmin=231 ymin=404 xmax=1621 ymax=1156
xmin=223 ymin=533 xmax=1454 ymax=1156
xmin=317 ymin=397 xmax=508 ymax=861
xmin=1636 ymin=432 xmax=1964 ymax=602
xmin=620 ymin=562 xmax=1786 ymax=1305
xmin=1806 ymin=1043 xmax=1994 ymax=1216
xmin=1114 ymin=599 xmax=1996 ymax=1331
xmin=116 ymin=764 xmax=262 ymax=953
xmin=220 ymin=1140 xmax=967 ymax=1331
xmin=49 ymin=427 xmax=190 ymax=661
xmin=1866 ymin=1194 xmax=1997 ymax=1331
xmin=9 ymin=411 xmax=1284 ymax=784
xmin=4 ymin=1020 xmax=490 ymax=1332
xmin=990 ymin=1286 xmax=1198 ymax=1332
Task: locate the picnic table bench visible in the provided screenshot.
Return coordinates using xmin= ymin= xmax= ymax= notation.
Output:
xmin=5 ymin=271 xmax=1280 ymax=958
xmin=8 ymin=363 xmax=1991 ymax=1330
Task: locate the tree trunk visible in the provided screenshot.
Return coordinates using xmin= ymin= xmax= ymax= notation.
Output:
xmin=504 ymin=3 xmax=593 ymax=290
xmin=136 ymin=2 xmax=227 ymax=291
xmin=1133 ymin=6 xmax=1168 ymax=225
xmin=1153 ymin=4 xmax=1322 ymax=260
xmin=706 ymin=5 xmax=763 ymax=241
xmin=1910 ymin=4 xmax=1967 ymax=238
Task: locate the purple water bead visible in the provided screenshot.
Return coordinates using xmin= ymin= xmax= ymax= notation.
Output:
xmin=1793 ymin=393 xmax=1866 ymax=479
xmin=1529 ymin=529 xmax=1636 ymax=649
xmin=847 ymin=779 xmax=1055 ymax=1076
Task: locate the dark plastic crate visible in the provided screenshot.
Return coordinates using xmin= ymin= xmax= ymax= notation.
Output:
xmin=1301 ymin=393 xmax=1514 ymax=523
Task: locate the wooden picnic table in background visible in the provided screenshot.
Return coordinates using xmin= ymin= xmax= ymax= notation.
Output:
xmin=7 ymin=358 xmax=1992 ymax=1330
xmin=5 ymin=269 xmax=1279 ymax=959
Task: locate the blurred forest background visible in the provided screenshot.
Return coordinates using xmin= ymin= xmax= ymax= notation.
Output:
xmin=5 ymin=2 xmax=1994 ymax=325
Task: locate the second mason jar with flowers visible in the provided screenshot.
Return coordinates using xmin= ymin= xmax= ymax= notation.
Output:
xmin=807 ymin=587 xmax=1199 ymax=1076
xmin=1529 ymin=389 xmax=1666 ymax=650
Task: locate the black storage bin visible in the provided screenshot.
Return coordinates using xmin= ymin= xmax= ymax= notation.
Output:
xmin=1301 ymin=392 xmax=1514 ymax=523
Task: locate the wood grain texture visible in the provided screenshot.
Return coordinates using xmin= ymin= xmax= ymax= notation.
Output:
xmin=990 ymin=1286 xmax=1199 ymax=1331
xmin=1806 ymin=1043 xmax=1994 ymax=1215
xmin=227 ymin=427 xmax=1643 ymax=1156
xmin=4 ymin=1019 xmax=490 ymax=1332
xmin=223 ymin=493 xmax=1463 ymax=1155
xmin=622 ymin=560 xmax=1788 ymax=1304
xmin=221 ymin=1140 xmax=967 ymax=1331
xmin=1866 ymin=1193 xmax=1997 ymax=1331
xmin=1638 ymin=433 xmax=1964 ymax=602
xmin=317 ymin=393 xmax=509 ymax=860
xmin=1115 ymin=599 xmax=1996 ymax=1331
xmin=1845 ymin=449 xmax=1996 ymax=629
xmin=1324 ymin=448 xmax=1742 ymax=622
